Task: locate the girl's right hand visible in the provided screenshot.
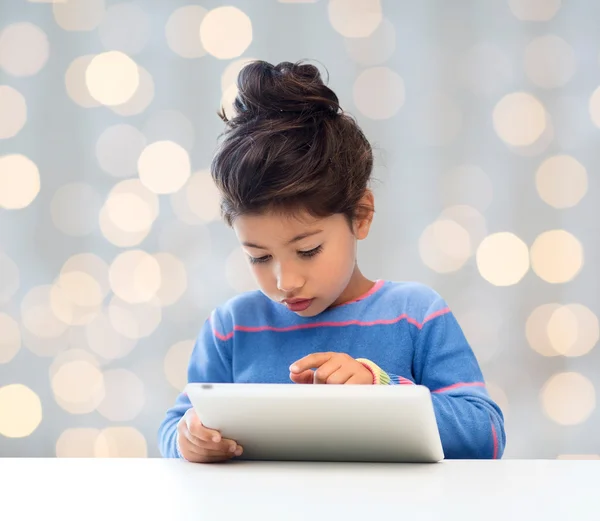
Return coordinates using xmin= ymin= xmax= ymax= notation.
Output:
xmin=177 ymin=408 xmax=243 ymax=463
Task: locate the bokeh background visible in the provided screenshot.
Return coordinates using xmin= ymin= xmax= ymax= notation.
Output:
xmin=1 ymin=0 xmax=599 ymax=459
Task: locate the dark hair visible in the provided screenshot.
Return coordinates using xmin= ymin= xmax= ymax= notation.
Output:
xmin=210 ymin=60 xmax=374 ymax=226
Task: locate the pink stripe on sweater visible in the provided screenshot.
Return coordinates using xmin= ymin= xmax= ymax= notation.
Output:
xmin=432 ymin=382 xmax=486 ymax=394
xmin=491 ymin=421 xmax=499 ymax=459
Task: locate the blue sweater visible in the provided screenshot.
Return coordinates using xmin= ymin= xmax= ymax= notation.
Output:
xmin=158 ymin=280 xmax=506 ymax=459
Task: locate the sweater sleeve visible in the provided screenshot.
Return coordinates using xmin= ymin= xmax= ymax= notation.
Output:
xmin=357 ymin=299 xmax=506 ymax=460
xmin=157 ymin=309 xmax=233 ymax=458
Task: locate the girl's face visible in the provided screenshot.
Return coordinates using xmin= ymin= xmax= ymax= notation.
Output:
xmin=232 ymin=201 xmax=373 ymax=317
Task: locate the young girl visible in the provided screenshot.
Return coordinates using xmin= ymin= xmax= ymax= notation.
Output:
xmin=158 ymin=60 xmax=506 ymax=463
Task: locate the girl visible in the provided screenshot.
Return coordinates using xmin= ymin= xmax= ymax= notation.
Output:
xmin=158 ymin=60 xmax=506 ymax=463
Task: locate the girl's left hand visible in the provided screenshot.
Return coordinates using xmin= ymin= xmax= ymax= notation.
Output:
xmin=289 ymin=352 xmax=374 ymax=384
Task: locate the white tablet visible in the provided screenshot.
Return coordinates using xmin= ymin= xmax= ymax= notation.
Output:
xmin=185 ymin=383 xmax=444 ymax=463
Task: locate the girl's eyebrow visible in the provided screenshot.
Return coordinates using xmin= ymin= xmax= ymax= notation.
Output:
xmin=242 ymin=229 xmax=323 ymax=250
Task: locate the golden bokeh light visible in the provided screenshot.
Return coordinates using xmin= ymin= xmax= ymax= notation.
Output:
xmin=0 ymin=154 xmax=40 ymax=210
xmin=61 ymin=253 xmax=110 ymax=298
xmin=439 ymin=205 xmax=487 ymax=249
xmin=590 ymin=86 xmax=600 ymax=129
xmin=220 ymin=83 xmax=239 ymax=121
xmin=105 ymin=193 xmax=155 ymax=233
xmin=199 ymin=6 xmax=253 ymax=60
xmin=0 ymin=252 xmax=19 ymax=304
xmin=109 ymin=250 xmax=162 ymax=304
xmin=328 ymin=0 xmax=382 ymax=38
xmin=49 ymin=271 xmax=103 ymax=326
xmin=0 ymin=313 xmax=21 ymax=364
xmin=56 ymin=428 xmax=100 ymax=457
xmin=65 ymin=55 xmax=101 ymax=108
xmin=536 ymin=155 xmax=587 ymax=208
xmin=353 ymin=66 xmax=405 ymax=120
xmin=21 ymin=285 xmax=69 ymax=339
xmin=96 ymin=124 xmax=147 ymax=177
xmin=418 ymin=219 xmax=471 ymax=273
xmin=164 ymin=339 xmax=195 ymax=392
xmin=96 ymin=369 xmax=145 ymax=421
xmin=99 ymin=2 xmax=150 ymax=55
xmin=343 ymin=18 xmax=395 ymax=66
xmin=95 ymin=426 xmax=148 ymax=458
xmin=0 ymin=85 xmax=27 ymax=139
xmin=50 ymin=183 xmax=102 ymax=236
xmin=508 ymin=112 xmax=554 ymax=157
xmin=493 ymin=92 xmax=546 ymax=146
xmin=53 ymin=0 xmax=106 ymax=31
xmin=85 ymin=51 xmax=140 ymax=106
xmin=524 ymin=35 xmax=576 ymax=89
xmin=153 ymin=253 xmax=188 ymax=307
xmin=476 ymin=232 xmax=530 ymax=286
xmin=547 ymin=304 xmax=599 ymax=357
xmin=530 ymin=230 xmax=583 ymax=284
xmin=108 ymin=295 xmax=162 ymax=339
xmin=526 ymin=303 xmax=562 ymax=357
xmin=226 ymin=247 xmax=260 ymax=292
xmin=109 ymin=65 xmax=154 ymax=116
xmin=0 ymin=384 xmax=42 ymax=438
xmin=85 ymin=310 xmax=138 ymax=360
xmin=185 ymin=170 xmax=221 ymax=222
xmin=440 ymin=165 xmax=494 ymax=212
xmin=541 ymin=372 xmax=596 ymax=426
xmin=165 ymin=5 xmax=208 ymax=59
xmin=137 ymin=140 xmax=191 ymax=194
xmin=459 ymin=42 xmax=513 ymax=98
xmin=0 ymin=22 xmax=49 ymax=77
xmin=508 ymin=0 xmax=561 ymax=21
xmin=51 ymin=356 xmax=105 ymax=415
xmin=143 ymin=110 xmax=195 ymax=151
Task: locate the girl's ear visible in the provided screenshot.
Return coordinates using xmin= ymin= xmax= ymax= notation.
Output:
xmin=353 ymin=189 xmax=375 ymax=240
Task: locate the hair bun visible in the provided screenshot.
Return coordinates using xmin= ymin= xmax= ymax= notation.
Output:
xmin=230 ymin=60 xmax=341 ymax=121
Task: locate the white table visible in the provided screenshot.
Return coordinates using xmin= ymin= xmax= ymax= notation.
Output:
xmin=2 ymin=459 xmax=599 ymax=520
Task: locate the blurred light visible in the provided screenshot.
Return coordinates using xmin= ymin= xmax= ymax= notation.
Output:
xmin=56 ymin=428 xmax=100 ymax=457
xmin=96 ymin=369 xmax=145 ymax=421
xmin=185 ymin=170 xmax=221 ymax=222
xmin=221 ymin=58 xmax=257 ymax=92
xmin=476 ymin=232 xmax=530 ymax=286
xmin=51 ymin=359 xmax=105 ymax=414
xmin=418 ymin=219 xmax=471 ymax=273
xmin=456 ymin=309 xmax=501 ymax=364
xmin=530 ymin=230 xmax=583 ymax=284
xmin=138 ymin=141 xmax=191 ymax=194
xmin=154 ymin=253 xmax=187 ymax=307
xmin=170 ymin=189 xmax=205 ymax=225
xmin=109 ymin=66 xmax=154 ymax=116
xmin=548 ymin=304 xmax=599 ymax=357
xmin=486 ymin=382 xmax=509 ymax=417
xmin=85 ymin=51 xmax=140 ymax=106
xmin=99 ymin=179 xmax=159 ymax=247
xmin=99 ymin=2 xmax=150 ymax=55
xmin=459 ymin=42 xmax=513 ymax=98
xmin=226 ymin=247 xmax=259 ymax=292
xmin=220 ymin=83 xmax=239 ymax=121
xmin=508 ymin=0 xmax=561 ymax=21
xmin=50 ymin=271 xmax=103 ymax=326
xmin=61 ymin=253 xmax=110 ymax=298
xmin=0 ymin=253 xmax=19 ymax=304
xmin=164 ymin=339 xmax=195 ymax=392
xmin=526 ymin=303 xmax=562 ymax=357
xmin=588 ymin=86 xmax=600 ymax=129
xmin=200 ymin=6 xmax=252 ymax=60
xmin=0 ymin=22 xmax=49 ymax=77
xmin=65 ymin=55 xmax=101 ymax=108
xmin=51 ymin=183 xmax=102 ymax=236
xmin=524 ymin=35 xmax=576 ymax=89
xmin=158 ymin=220 xmax=212 ymax=264
xmin=440 ymin=165 xmax=493 ymax=212
xmin=493 ymin=92 xmax=546 ymax=146
xmin=541 ymin=372 xmax=595 ymax=426
xmin=109 ymin=250 xmax=161 ymax=304
xmin=0 ymin=85 xmax=27 ymax=139
xmin=165 ymin=5 xmax=207 ymax=59
xmin=508 ymin=111 xmax=554 ymax=158
xmin=353 ymin=66 xmax=405 ymax=120
xmin=85 ymin=310 xmax=138 ymax=360
xmin=343 ymin=17 xmax=395 ymax=66
xmin=0 ymin=313 xmax=21 ymax=364
xmin=143 ymin=110 xmax=195 ymax=152
xmin=328 ymin=0 xmax=382 ymax=38
xmin=108 ymin=295 xmax=162 ymax=339
xmin=21 ymin=285 xmax=69 ymax=339
xmin=536 ymin=155 xmax=587 ymax=208
xmin=53 ymin=0 xmax=106 ymax=31
xmin=414 ymin=92 xmax=463 ymax=146
xmin=440 ymin=206 xmax=487 ymax=250
xmin=96 ymin=124 xmax=146 ymax=177
xmin=95 ymin=427 xmax=147 ymax=457
xmin=0 ymin=154 xmax=40 ymax=209
xmin=0 ymin=384 xmax=42 ymax=438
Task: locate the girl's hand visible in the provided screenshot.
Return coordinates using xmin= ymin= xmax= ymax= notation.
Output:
xmin=289 ymin=352 xmax=374 ymax=385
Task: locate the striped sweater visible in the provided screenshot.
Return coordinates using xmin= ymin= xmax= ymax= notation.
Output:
xmin=158 ymin=280 xmax=506 ymax=459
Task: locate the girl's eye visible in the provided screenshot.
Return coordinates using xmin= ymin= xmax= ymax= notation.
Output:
xmin=299 ymin=245 xmax=323 ymax=258
xmin=248 ymin=255 xmax=271 ymax=265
